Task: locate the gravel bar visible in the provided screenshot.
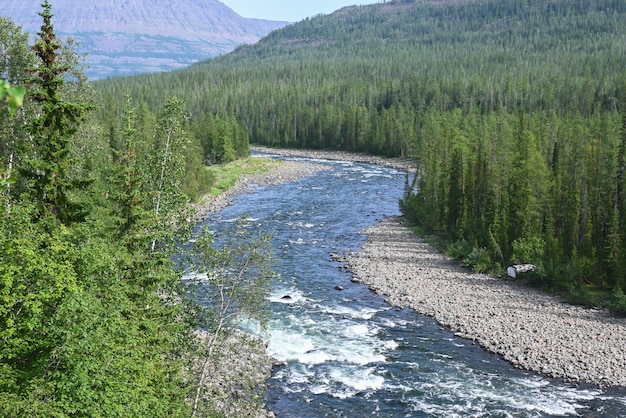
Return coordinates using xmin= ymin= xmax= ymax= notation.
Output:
xmin=194 ymin=147 xmax=412 ymax=220
xmin=193 ymin=159 xmax=328 ymax=220
xmin=252 ymin=146 xmax=414 ymax=170
xmin=347 ymin=216 xmax=626 ymax=389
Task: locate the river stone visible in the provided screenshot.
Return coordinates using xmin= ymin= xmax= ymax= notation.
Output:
xmin=347 ymin=215 xmax=626 ymax=388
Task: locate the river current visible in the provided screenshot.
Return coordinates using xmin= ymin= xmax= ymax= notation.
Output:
xmin=199 ymin=153 xmax=626 ymax=417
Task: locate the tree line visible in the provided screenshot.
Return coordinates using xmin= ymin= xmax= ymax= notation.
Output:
xmin=94 ymin=0 xmax=626 ymax=309
xmin=94 ymin=0 xmax=626 ymax=156
xmin=401 ymin=107 xmax=626 ymax=309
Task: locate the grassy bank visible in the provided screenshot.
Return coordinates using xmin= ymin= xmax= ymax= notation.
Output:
xmin=205 ymin=157 xmax=281 ymax=198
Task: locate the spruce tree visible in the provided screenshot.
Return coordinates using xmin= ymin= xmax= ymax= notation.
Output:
xmin=607 ymin=91 xmax=626 ymax=287
xmin=21 ymin=0 xmax=91 ymax=225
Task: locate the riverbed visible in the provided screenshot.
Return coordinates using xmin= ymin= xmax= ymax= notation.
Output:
xmin=197 ymin=151 xmax=626 ymax=417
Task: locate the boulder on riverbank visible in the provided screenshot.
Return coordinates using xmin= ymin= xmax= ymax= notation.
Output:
xmin=507 ymin=264 xmax=536 ymax=278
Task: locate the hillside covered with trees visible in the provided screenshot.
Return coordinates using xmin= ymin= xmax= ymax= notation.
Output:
xmin=3 ymin=0 xmax=626 ymax=413
xmin=96 ymin=0 xmax=626 ymax=308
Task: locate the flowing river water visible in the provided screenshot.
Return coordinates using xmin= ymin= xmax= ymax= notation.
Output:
xmin=199 ymin=154 xmax=626 ymax=417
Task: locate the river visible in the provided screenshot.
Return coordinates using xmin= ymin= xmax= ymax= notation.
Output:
xmin=199 ymin=153 xmax=626 ymax=417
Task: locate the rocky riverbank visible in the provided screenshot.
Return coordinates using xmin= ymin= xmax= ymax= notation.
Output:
xmin=193 ymin=330 xmax=276 ymax=418
xmin=193 ymin=159 xmax=329 ymax=220
xmin=347 ymin=216 xmax=626 ymax=388
xmin=194 ymin=147 xmax=412 ymax=220
xmin=251 ymin=146 xmax=414 ymax=171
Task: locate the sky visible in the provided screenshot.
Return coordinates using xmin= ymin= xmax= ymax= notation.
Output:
xmin=220 ymin=0 xmax=382 ymax=22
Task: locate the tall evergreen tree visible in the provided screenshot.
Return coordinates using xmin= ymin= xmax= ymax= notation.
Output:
xmin=606 ymin=92 xmax=626 ymax=287
xmin=446 ymin=146 xmax=466 ymax=239
xmin=148 ymin=97 xmax=193 ymax=252
xmin=21 ymin=0 xmax=91 ymax=226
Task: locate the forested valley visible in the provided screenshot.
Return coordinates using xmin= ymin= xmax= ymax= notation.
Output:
xmin=96 ymin=0 xmax=626 ymax=311
xmin=3 ymin=0 xmax=626 ymax=415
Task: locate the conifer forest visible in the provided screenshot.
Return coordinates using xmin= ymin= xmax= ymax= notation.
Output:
xmin=98 ymin=0 xmax=626 ymax=301
xmin=2 ymin=0 xmax=626 ymax=415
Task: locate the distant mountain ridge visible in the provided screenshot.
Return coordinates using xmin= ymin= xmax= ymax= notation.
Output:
xmin=1 ymin=0 xmax=290 ymax=79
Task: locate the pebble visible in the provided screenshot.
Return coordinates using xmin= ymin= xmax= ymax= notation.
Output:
xmin=347 ymin=216 xmax=626 ymax=389
xmin=194 ymin=330 xmax=273 ymax=417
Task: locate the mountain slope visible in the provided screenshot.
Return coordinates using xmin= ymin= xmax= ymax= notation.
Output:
xmin=95 ymin=0 xmax=626 ymax=148
xmin=1 ymin=0 xmax=289 ymax=79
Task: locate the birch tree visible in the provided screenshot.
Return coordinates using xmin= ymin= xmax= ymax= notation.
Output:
xmin=188 ymin=218 xmax=273 ymax=417
xmin=148 ymin=97 xmax=193 ymax=251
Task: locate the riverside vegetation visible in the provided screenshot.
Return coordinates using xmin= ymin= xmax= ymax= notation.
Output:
xmin=1 ymin=2 xmax=273 ymax=416
xmin=95 ymin=0 xmax=626 ymax=312
xmin=3 ymin=0 xmax=626 ymax=415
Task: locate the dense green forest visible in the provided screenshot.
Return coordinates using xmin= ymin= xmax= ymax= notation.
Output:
xmin=3 ymin=0 xmax=626 ymax=414
xmin=1 ymin=2 xmax=270 ymax=416
xmin=95 ymin=0 xmax=626 ymax=309
xmin=95 ymin=0 xmax=626 ymax=153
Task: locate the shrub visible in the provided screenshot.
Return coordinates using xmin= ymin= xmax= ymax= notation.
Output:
xmin=512 ymin=235 xmax=545 ymax=266
xmin=608 ymin=285 xmax=626 ymax=315
xmin=465 ymin=247 xmax=492 ymax=273
xmin=446 ymin=239 xmax=472 ymax=260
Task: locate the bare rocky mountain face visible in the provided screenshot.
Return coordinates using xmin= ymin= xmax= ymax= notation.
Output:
xmin=1 ymin=0 xmax=290 ymax=79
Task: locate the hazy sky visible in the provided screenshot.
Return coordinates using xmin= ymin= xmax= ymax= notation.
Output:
xmin=220 ymin=0 xmax=382 ymax=22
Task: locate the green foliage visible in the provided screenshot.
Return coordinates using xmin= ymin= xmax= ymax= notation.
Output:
xmin=187 ymin=217 xmax=273 ymax=416
xmin=465 ymin=247 xmax=493 ymax=274
xmin=183 ymin=138 xmax=213 ymax=202
xmin=109 ymin=95 xmax=151 ymax=249
xmin=204 ymin=157 xmax=281 ymax=197
xmin=1 ymin=215 xmax=197 ymax=417
xmin=1 ymin=5 xmax=238 ymax=417
xmin=1 ymin=17 xmax=33 ymax=203
xmin=404 ymin=107 xmax=626 ymax=300
xmin=147 ymin=97 xmax=195 ymax=251
xmin=446 ymin=239 xmax=473 ymax=261
xmin=43 ymin=245 xmax=193 ymax=417
xmin=0 ymin=80 xmax=25 ymax=115
xmin=190 ymin=112 xmax=250 ymax=165
xmin=512 ymin=236 xmax=546 ymax=267
xmin=608 ymin=285 xmax=626 ymax=315
xmin=0 ymin=17 xmax=30 ymax=117
xmin=0 ymin=204 xmax=79 ymax=381
xmin=0 ymin=17 xmax=32 ymax=82
xmin=20 ymin=0 xmax=93 ymax=225
xmin=445 ymin=239 xmax=494 ymax=273
xmin=101 ymin=94 xmax=217 ymax=203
